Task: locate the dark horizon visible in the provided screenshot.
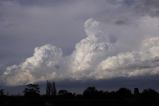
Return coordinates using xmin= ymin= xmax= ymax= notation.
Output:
xmin=1 ymin=75 xmax=159 ymax=95
xmin=1 ymin=81 xmax=159 ymax=105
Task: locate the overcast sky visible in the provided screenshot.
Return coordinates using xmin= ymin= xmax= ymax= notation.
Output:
xmin=1 ymin=0 xmax=159 ymax=90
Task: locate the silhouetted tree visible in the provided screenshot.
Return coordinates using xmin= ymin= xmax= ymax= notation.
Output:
xmin=58 ymin=90 xmax=68 ymax=95
xmin=83 ymin=86 xmax=98 ymax=97
xmin=23 ymin=84 xmax=40 ymax=97
xmin=141 ymin=89 xmax=158 ymax=97
xmin=58 ymin=90 xmax=74 ymax=97
xmin=116 ymin=88 xmax=132 ymax=98
xmin=46 ymin=81 xmax=51 ymax=96
xmin=46 ymin=81 xmax=56 ymax=96
xmin=0 ymin=89 xmax=5 ymax=96
xmin=1 ymin=86 xmax=159 ymax=105
xmin=134 ymin=88 xmax=139 ymax=96
xmin=51 ymin=82 xmax=56 ymax=96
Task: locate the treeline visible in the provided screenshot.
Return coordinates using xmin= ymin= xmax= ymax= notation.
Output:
xmin=0 ymin=81 xmax=159 ymax=105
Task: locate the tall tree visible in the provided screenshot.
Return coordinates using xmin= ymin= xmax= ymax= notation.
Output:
xmin=46 ymin=81 xmax=56 ymax=96
xmin=51 ymin=82 xmax=57 ymax=96
xmin=46 ymin=81 xmax=51 ymax=96
xmin=134 ymin=88 xmax=139 ymax=96
xmin=0 ymin=89 xmax=5 ymax=96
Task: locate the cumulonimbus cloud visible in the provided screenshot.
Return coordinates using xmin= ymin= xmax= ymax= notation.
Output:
xmin=96 ymin=38 xmax=159 ymax=79
xmin=1 ymin=17 xmax=159 ymax=86
xmin=1 ymin=44 xmax=63 ymax=85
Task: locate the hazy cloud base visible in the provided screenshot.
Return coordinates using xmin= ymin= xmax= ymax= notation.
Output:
xmin=1 ymin=0 xmax=159 ymax=86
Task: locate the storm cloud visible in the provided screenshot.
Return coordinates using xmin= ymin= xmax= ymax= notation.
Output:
xmin=1 ymin=0 xmax=159 ymax=86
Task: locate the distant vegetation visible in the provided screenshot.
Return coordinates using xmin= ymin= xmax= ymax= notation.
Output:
xmin=0 ymin=81 xmax=159 ymax=105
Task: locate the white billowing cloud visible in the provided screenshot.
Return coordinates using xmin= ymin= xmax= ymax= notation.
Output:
xmin=2 ymin=44 xmax=63 ymax=85
xmin=69 ymin=18 xmax=111 ymax=79
xmin=1 ymin=18 xmax=112 ymax=85
xmin=2 ymin=17 xmax=159 ymax=86
xmin=142 ymin=37 xmax=159 ymax=49
xmin=84 ymin=18 xmax=102 ymax=36
xmin=95 ymin=37 xmax=159 ymax=79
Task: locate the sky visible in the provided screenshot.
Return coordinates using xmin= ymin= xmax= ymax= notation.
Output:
xmin=1 ymin=0 xmax=159 ymax=91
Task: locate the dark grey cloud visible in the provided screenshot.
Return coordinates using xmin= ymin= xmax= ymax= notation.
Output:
xmin=0 ymin=0 xmax=86 ymax=65
xmin=128 ymin=0 xmax=159 ymax=17
xmin=1 ymin=76 xmax=159 ymax=94
xmin=1 ymin=0 xmax=159 ymax=89
xmin=0 ymin=0 xmax=120 ymax=66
